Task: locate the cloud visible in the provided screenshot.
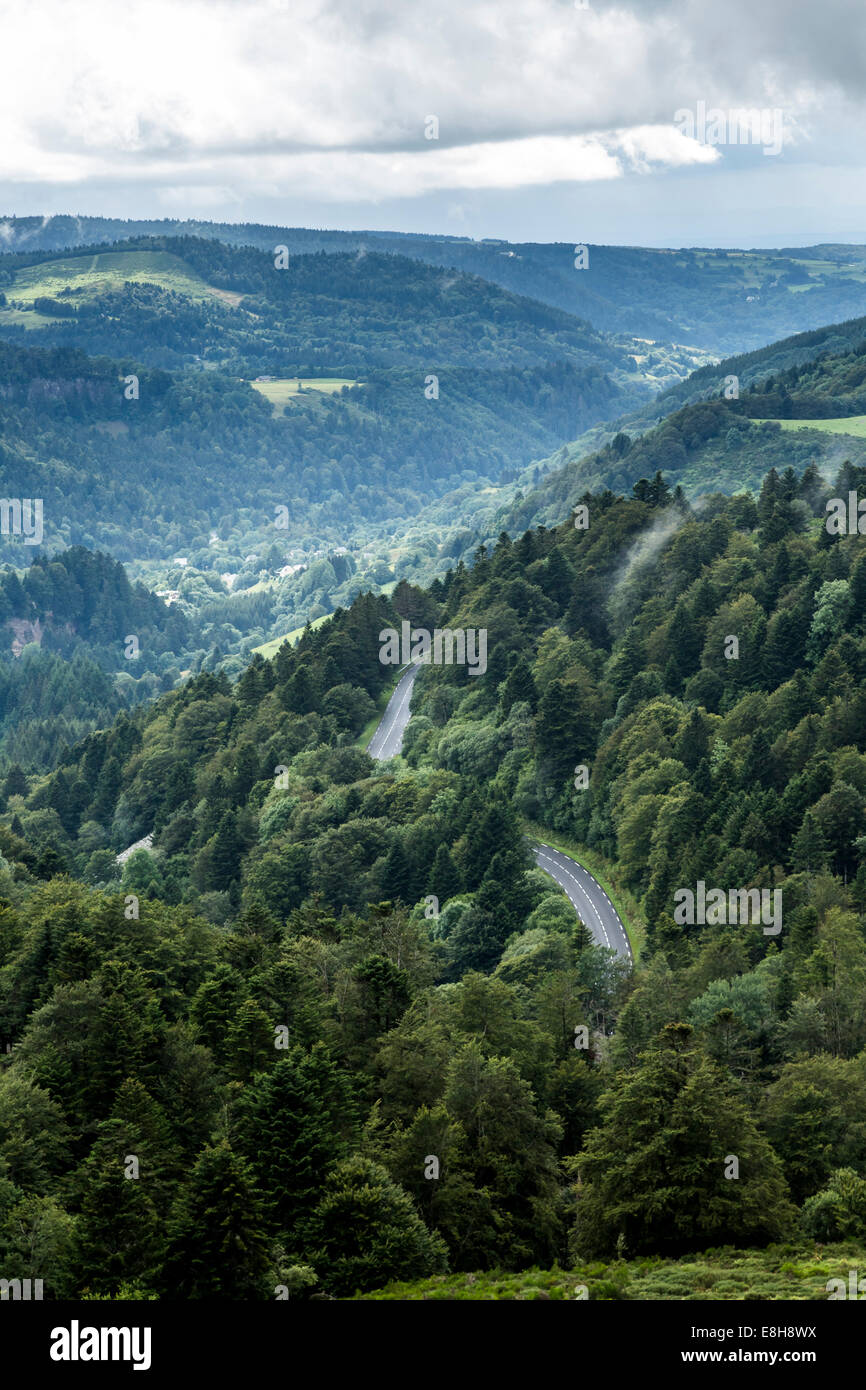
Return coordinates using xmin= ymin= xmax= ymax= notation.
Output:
xmin=0 ymin=0 xmax=861 ymax=207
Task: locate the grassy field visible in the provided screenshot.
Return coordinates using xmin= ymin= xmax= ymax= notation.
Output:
xmin=1 ymin=250 xmax=242 ymax=312
xmin=524 ymin=819 xmax=646 ymax=961
xmin=250 ymin=378 xmax=361 ymax=415
xmin=768 ymin=415 xmax=866 ymax=437
xmin=691 ymin=248 xmax=866 ymax=288
xmin=352 ymin=1242 xmax=866 ymax=1300
xmin=0 ymin=304 xmax=54 ymax=329
xmin=252 ymin=612 xmax=332 ymax=660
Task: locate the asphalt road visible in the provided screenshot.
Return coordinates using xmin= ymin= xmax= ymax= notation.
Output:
xmin=367 ymin=663 xmax=419 ymax=759
xmin=533 ymin=842 xmax=632 ymax=960
xmin=366 ymin=671 xmax=631 ymax=961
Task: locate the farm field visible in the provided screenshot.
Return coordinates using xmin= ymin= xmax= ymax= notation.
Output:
xmin=769 ymin=415 xmax=866 ymax=437
xmin=252 ymin=611 xmax=332 ymax=659
xmin=0 ymin=304 xmax=52 ymax=328
xmin=250 ymin=377 xmax=362 ymax=414
xmin=1 ymin=249 xmax=242 ymax=310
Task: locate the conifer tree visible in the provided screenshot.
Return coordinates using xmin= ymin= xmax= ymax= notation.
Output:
xmin=162 ymin=1142 xmax=271 ymax=1299
xmin=235 ymin=1048 xmax=356 ymax=1231
xmin=304 ymin=1156 xmax=448 ymax=1295
xmin=572 ymin=1024 xmax=795 ymax=1257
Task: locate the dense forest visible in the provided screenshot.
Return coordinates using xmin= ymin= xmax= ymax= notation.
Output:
xmin=497 ymin=322 xmax=866 ymax=535
xmin=4 ymin=215 xmax=866 ymax=355
xmin=0 ymin=548 xmax=193 ymax=771
xmin=0 ymin=238 xmax=633 ymax=375
xmin=0 ymin=239 xmax=645 ymax=571
xmin=3 ymin=453 xmax=866 ymax=1297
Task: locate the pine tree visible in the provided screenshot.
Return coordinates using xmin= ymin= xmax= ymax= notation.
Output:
xmin=209 ymin=810 xmax=244 ymax=891
xmin=72 ymin=1123 xmax=162 ymax=1296
xmin=382 ymin=838 xmax=414 ymax=904
xmin=232 ymin=740 xmax=261 ymax=801
xmin=541 ymin=549 xmax=574 ymax=610
xmin=477 ymin=847 xmax=533 ymax=933
xmin=162 ymin=1143 xmax=271 ymax=1299
xmin=572 ymin=1024 xmax=795 ymax=1257
xmin=447 ymin=903 xmax=509 ymax=976
xmin=429 ymin=843 xmax=463 ymax=902
xmin=226 ymin=997 xmax=274 ymax=1081
xmin=2 ymin=764 xmax=27 ymax=799
xmin=304 ymin=1156 xmax=448 ymax=1296
xmin=565 ymin=570 xmax=610 ymax=647
xmin=282 ymin=664 xmax=317 ymax=715
xmin=354 ymin=954 xmax=411 ymax=1036
xmin=791 ymin=810 xmax=829 ymax=874
xmin=461 ymin=797 xmax=524 ymax=891
xmin=536 ymin=678 xmax=587 ymax=784
xmin=190 ymin=964 xmax=242 ymax=1052
xmin=235 ymin=1048 xmax=356 ymax=1233
xmin=499 ymin=656 xmax=538 ymax=716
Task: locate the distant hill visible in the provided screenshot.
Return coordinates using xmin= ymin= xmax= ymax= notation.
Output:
xmin=5 ymin=215 xmax=866 ymax=354
xmin=0 ymin=236 xmax=640 ymax=376
xmin=0 ymin=238 xmax=677 ymax=592
xmin=492 ymin=313 xmax=866 ymax=536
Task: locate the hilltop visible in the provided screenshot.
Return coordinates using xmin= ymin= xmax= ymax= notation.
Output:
xmin=5 ymin=216 xmax=866 ymax=355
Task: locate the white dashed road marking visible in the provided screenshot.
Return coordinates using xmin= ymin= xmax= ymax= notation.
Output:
xmin=367 ymin=681 xmax=632 ymax=963
xmin=534 ymin=843 xmax=631 ymax=961
xmin=368 ymin=664 xmax=418 ymax=759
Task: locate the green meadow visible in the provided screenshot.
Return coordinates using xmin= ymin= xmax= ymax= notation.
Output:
xmin=250 ymin=377 xmax=362 ymax=414
xmin=352 ymin=1243 xmax=866 ymax=1300
xmin=768 ymin=415 xmax=866 ymax=437
xmin=252 ymin=611 xmax=332 ymax=659
xmin=2 ymin=249 xmax=242 ymax=310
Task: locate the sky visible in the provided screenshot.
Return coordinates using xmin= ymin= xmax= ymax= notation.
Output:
xmin=1 ymin=0 xmax=865 ymax=247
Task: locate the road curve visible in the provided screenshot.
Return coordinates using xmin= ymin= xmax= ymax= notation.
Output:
xmin=533 ymin=842 xmax=632 ymax=960
xmin=367 ymin=663 xmax=419 ymax=759
xmin=366 ymin=671 xmax=630 ymax=961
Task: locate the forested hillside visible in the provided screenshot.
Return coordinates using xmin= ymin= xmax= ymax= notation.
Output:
xmin=0 ymin=238 xmax=664 ymax=590
xmin=0 ymin=237 xmax=634 ymax=375
xmin=497 ymin=321 xmax=866 ymax=535
xmin=638 ymin=312 xmax=866 ymax=418
xmin=0 ymin=337 xmax=626 ymax=563
xmin=5 ymin=215 xmax=866 ymax=355
xmin=3 ymin=454 xmax=866 ymax=1296
xmin=0 ymin=548 xmax=193 ymax=772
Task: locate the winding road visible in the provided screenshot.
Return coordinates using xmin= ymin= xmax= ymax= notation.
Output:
xmin=366 ymin=664 xmax=632 ymax=960
xmin=532 ymin=842 xmax=631 ymax=960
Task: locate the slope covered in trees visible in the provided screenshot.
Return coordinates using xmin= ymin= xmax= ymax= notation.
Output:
xmin=496 ymin=322 xmax=866 ymax=535
xmin=0 ymin=236 xmax=651 ymax=572
xmin=4 ymin=453 xmax=866 ymax=1295
xmin=0 ymin=548 xmax=192 ymax=771
xmin=4 ymin=215 xmax=866 ymax=355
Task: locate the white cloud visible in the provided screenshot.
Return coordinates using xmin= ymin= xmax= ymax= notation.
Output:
xmin=0 ymin=0 xmax=859 ymax=205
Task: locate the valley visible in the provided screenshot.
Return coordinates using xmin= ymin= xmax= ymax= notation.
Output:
xmin=3 ymin=215 xmax=866 ymax=1311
